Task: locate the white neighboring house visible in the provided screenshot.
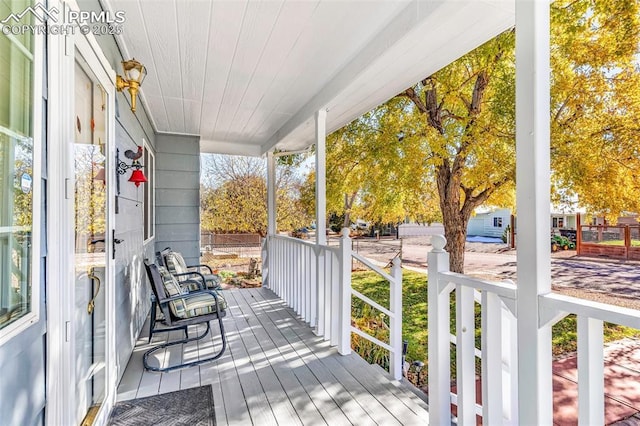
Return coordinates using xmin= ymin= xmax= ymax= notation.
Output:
xmin=467 ymin=208 xmax=512 ymax=238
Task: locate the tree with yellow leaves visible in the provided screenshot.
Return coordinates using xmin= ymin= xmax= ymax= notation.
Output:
xmin=550 ymin=0 xmax=640 ymax=220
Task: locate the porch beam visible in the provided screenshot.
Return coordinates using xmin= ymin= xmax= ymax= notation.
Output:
xmin=515 ymin=0 xmax=553 ymax=424
xmin=315 ymin=109 xmax=327 ymax=246
xmin=267 ymin=151 xmax=276 ymax=235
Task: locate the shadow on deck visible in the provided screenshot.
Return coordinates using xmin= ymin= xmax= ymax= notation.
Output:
xmin=117 ymin=287 xmax=429 ymax=425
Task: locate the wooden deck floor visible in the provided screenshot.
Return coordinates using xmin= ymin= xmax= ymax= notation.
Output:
xmin=117 ymin=287 xmax=430 ymax=425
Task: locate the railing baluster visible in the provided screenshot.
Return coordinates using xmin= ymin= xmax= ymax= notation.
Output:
xmin=286 ymin=241 xmax=291 ymax=305
xmin=577 ymin=315 xmax=604 ymax=425
xmin=298 ymin=246 xmax=309 ymax=322
xmin=331 ymin=248 xmax=340 ymax=347
xmin=303 ymin=246 xmax=308 ymax=320
xmin=482 ymin=291 xmax=503 ymax=424
xmin=338 ymin=228 xmax=352 ymax=355
xmin=316 ymin=248 xmax=326 ymax=337
xmin=456 ymin=284 xmax=476 ymax=425
xmin=328 ymin=252 xmax=337 ymax=343
xmin=310 ymin=247 xmax=317 ymax=328
xmin=389 ymin=257 xmax=402 ymax=380
xmin=306 ymin=247 xmax=312 ymax=324
xmin=299 ymin=245 xmax=303 ymax=317
xmin=504 ymin=297 xmax=519 ymax=425
xmin=294 ymin=244 xmax=300 ymax=315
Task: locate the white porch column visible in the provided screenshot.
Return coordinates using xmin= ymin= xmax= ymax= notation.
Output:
xmin=515 ymin=1 xmax=553 ymax=424
xmin=267 ymin=151 xmax=276 ymax=236
xmin=315 ymin=109 xmax=327 ymax=246
xmin=264 ymin=151 xmax=276 ymax=289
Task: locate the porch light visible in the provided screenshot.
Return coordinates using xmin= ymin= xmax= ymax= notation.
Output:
xmin=115 ymin=58 xmax=147 ymax=113
xmin=116 ymin=147 xmax=148 ymax=187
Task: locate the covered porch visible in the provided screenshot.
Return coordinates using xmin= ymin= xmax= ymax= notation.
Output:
xmin=106 ymin=0 xmax=640 ymax=425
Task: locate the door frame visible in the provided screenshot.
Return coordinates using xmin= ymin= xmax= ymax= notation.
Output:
xmin=46 ymin=0 xmax=117 ymax=424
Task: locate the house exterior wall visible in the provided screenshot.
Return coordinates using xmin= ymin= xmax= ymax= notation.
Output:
xmin=154 ymin=134 xmax=201 ymax=265
xmin=76 ymin=0 xmax=158 ymax=382
xmin=468 ymin=208 xmax=511 ymax=238
xmin=467 ymin=216 xmax=485 ymax=236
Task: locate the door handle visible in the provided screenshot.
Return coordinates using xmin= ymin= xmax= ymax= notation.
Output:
xmin=87 ymin=267 xmax=101 ymax=315
xmin=112 ymin=230 xmax=123 ymax=259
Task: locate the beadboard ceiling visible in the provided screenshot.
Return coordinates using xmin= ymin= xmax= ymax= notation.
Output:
xmin=104 ymin=0 xmax=515 ymax=156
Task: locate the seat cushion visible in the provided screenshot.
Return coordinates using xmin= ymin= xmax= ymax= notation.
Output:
xmin=202 ymin=273 xmax=222 ymax=289
xmin=181 ymin=293 xmax=227 ymax=318
xmin=157 ymin=266 xmax=188 ymax=316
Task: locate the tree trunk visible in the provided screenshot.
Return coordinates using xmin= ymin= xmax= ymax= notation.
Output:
xmin=436 ymin=164 xmax=473 ymax=274
xmin=441 ymin=210 xmax=469 ymax=273
xmin=342 ymin=192 xmax=357 ymax=228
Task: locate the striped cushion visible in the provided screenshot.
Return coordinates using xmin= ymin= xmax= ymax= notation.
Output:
xmin=157 ymin=266 xmax=188 ymax=317
xmin=180 ymin=293 xmax=227 ymax=318
xmin=158 ymin=266 xmax=226 ymax=319
xmin=202 ymin=273 xmax=222 ymax=289
xmin=166 ymin=251 xmax=221 ymax=289
xmin=165 ymin=252 xmax=188 ymax=275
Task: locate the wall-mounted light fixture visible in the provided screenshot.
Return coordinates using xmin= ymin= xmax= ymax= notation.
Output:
xmin=115 ymin=58 xmax=146 ymax=113
xmin=116 ymin=146 xmax=148 ymax=188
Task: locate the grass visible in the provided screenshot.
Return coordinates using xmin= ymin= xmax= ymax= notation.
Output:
xmin=594 ymin=240 xmax=640 ymax=247
xmin=350 ymin=269 xmax=640 ymax=380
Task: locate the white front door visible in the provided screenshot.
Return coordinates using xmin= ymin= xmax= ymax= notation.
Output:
xmin=46 ymin=2 xmax=118 ymax=424
xmin=73 ymin=53 xmax=110 ymax=424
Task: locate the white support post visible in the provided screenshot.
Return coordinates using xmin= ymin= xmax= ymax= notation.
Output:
xmin=389 ymin=257 xmax=403 ymax=380
xmin=577 ymin=315 xmax=604 ymax=425
xmin=315 ymin=109 xmax=327 ymax=246
xmin=338 ymin=228 xmax=352 ymax=355
xmin=515 ymin=1 xmax=553 ymax=424
xmin=267 ymin=151 xmax=276 ymax=236
xmin=265 ymin=151 xmax=276 ymax=290
xmin=315 ymin=109 xmax=328 ymax=338
xmin=428 ymin=235 xmax=453 ymax=424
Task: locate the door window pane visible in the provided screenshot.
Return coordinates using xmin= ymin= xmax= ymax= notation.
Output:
xmin=0 ymin=25 xmax=35 ymax=330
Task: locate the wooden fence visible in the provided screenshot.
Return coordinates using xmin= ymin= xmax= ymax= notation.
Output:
xmin=577 ymin=224 xmax=640 ymax=260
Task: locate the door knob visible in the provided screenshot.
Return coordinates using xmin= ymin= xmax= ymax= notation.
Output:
xmin=112 ymin=230 xmax=123 ymax=259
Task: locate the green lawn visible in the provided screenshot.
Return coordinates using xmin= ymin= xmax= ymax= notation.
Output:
xmin=350 ymin=269 xmax=640 ymax=379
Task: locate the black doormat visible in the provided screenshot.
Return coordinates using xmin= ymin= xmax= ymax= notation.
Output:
xmin=108 ymin=386 xmax=215 ymax=426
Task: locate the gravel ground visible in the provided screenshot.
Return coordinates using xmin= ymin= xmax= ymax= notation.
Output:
xmin=390 ymin=236 xmax=640 ymax=311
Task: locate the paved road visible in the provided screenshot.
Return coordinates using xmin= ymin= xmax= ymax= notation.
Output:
xmin=362 ymin=237 xmax=640 ymax=309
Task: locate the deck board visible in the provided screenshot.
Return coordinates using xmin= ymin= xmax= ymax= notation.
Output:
xmin=116 ymin=287 xmax=430 ymax=425
xmin=250 ymin=288 xmax=425 ymax=425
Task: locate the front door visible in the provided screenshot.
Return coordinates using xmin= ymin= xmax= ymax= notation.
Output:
xmin=72 ymin=48 xmax=112 ymax=425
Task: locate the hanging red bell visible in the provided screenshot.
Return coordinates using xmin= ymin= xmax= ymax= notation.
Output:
xmin=128 ymin=169 xmax=148 ymax=187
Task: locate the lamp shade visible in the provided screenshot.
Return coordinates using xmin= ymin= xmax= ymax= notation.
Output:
xmin=128 ymin=169 xmax=148 ymax=187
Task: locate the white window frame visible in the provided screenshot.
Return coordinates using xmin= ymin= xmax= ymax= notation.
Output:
xmin=493 ymin=217 xmax=503 ymax=228
xmin=0 ymin=22 xmax=43 ymax=346
xmin=143 ymin=140 xmax=155 ymax=243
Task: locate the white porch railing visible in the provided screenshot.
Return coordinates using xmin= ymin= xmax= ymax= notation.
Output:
xmin=428 ymin=235 xmax=518 ymax=425
xmin=539 ymin=293 xmax=640 ymax=425
xmin=428 ymin=234 xmax=640 ymax=425
xmin=263 ymin=228 xmax=404 ymax=379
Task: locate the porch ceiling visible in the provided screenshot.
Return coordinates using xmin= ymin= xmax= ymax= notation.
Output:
xmin=105 ymin=0 xmax=514 ymax=157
